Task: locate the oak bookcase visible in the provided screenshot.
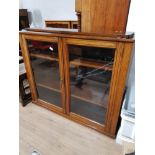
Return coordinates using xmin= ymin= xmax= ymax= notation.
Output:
xmin=20 ymin=28 xmax=134 ymax=137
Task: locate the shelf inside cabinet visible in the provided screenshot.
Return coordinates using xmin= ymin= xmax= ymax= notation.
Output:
xmin=37 ymin=83 xmax=61 ymax=93
xmin=70 ymin=58 xmax=113 ymax=71
xmin=31 ymin=55 xmax=110 ymax=109
xmin=36 ymin=80 xmax=108 ymax=108
xmin=70 ymin=78 xmax=109 ymax=108
xmin=70 ymin=97 xmax=107 ymax=124
xmin=71 ymin=93 xmax=107 ymax=108
xmin=36 ymin=84 xmax=62 ymax=107
xmin=36 ymin=82 xmax=107 ymax=124
xmin=30 ymin=53 xmax=59 ymax=61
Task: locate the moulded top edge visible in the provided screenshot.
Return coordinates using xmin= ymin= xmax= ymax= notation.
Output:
xmin=19 ymin=28 xmax=135 ymax=43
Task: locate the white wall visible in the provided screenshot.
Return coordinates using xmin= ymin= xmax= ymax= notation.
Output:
xmin=20 ymin=0 xmax=77 ymax=27
xmin=126 ymin=0 xmax=135 ymax=32
xmin=19 ymin=0 xmax=23 ymax=9
xmin=20 ymin=0 xmax=135 ymax=31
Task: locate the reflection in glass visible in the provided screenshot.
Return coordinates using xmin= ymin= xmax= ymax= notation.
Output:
xmin=68 ymin=45 xmax=115 ymax=124
xmin=27 ymin=40 xmax=62 ymax=107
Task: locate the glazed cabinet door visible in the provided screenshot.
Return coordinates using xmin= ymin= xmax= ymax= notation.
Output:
xmin=20 ymin=34 xmax=65 ymax=113
xmin=63 ymin=38 xmax=123 ymax=133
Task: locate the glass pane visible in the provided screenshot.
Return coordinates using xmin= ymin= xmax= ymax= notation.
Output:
xmin=27 ymin=40 xmax=62 ymax=108
xmin=68 ymin=45 xmax=115 ymax=124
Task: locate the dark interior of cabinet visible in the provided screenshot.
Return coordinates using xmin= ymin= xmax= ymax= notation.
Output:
xmin=31 ymin=58 xmax=62 ymax=107
xmin=71 ymin=97 xmax=107 ymax=124
xmin=27 ymin=40 xmax=62 ymax=108
xmin=68 ymin=45 xmax=115 ymax=124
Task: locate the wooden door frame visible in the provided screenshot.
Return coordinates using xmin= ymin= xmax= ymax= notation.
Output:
xmin=106 ymin=42 xmax=134 ymax=136
xmin=19 ymin=33 xmax=66 ymax=114
xmin=62 ymin=37 xmax=133 ymax=137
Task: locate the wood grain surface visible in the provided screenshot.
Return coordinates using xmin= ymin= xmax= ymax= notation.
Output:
xmin=20 ymin=103 xmax=123 ymax=155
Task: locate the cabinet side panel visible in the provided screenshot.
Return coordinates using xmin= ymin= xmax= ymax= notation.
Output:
xmin=109 ymin=42 xmax=134 ymax=135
